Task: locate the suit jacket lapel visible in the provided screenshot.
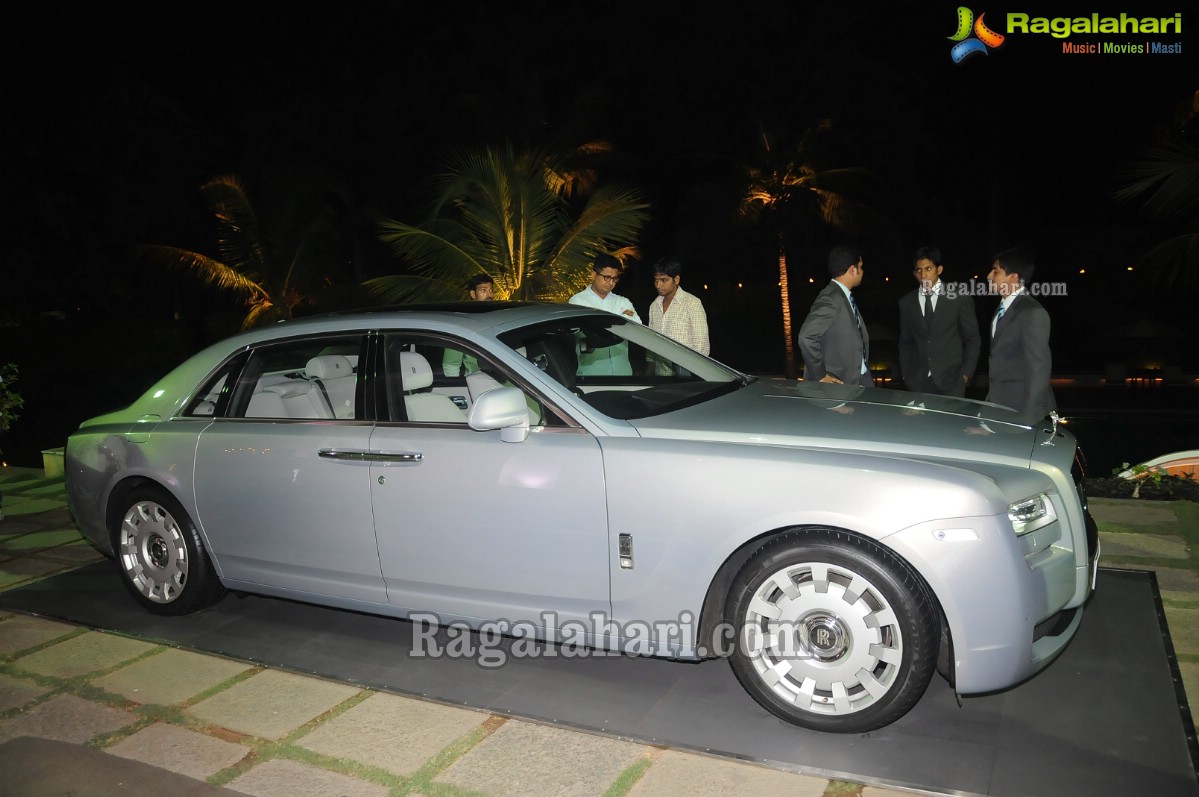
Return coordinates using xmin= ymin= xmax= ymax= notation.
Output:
xmin=933 ymin=293 xmax=956 ymax=331
xmin=994 ymin=295 xmax=1024 ymax=339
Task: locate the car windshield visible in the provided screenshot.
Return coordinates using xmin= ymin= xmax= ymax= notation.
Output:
xmin=498 ymin=314 xmax=748 ymax=420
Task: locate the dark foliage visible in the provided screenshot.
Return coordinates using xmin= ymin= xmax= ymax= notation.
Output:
xmin=1084 ymin=475 xmax=1199 ymax=502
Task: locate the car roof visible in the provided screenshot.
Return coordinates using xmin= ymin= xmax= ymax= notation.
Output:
xmin=227 ymin=301 xmax=611 ymax=343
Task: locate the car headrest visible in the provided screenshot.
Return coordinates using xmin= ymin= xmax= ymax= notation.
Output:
xmin=306 ymin=355 xmax=354 ymax=381
xmin=398 ymin=351 xmax=434 ymax=392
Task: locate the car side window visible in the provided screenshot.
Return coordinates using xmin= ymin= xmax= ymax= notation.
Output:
xmin=383 ymin=334 xmax=549 ymax=426
xmin=227 ymin=336 xmax=364 ymax=420
xmin=183 ymin=364 xmax=238 ymax=418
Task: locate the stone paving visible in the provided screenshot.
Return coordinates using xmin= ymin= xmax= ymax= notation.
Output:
xmin=0 ymin=469 xmax=1195 ymax=796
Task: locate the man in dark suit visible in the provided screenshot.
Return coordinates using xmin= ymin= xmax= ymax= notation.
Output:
xmin=986 ymin=247 xmax=1055 ymax=424
xmin=898 ymin=247 xmax=981 ymax=397
xmin=797 ymin=245 xmax=872 ymax=387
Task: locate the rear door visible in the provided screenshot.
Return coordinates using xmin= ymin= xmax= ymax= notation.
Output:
xmin=193 ymin=334 xmax=385 ymax=604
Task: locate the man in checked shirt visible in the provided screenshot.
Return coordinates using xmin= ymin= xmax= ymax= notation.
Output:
xmin=647 ymin=257 xmax=710 ymax=375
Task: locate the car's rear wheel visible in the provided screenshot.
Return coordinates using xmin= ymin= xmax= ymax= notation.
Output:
xmin=113 ymin=487 xmax=225 ymax=615
xmin=725 ymin=528 xmax=938 ymax=733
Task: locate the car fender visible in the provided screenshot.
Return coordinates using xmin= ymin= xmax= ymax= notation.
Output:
xmin=599 ymin=436 xmax=1009 ymax=655
xmin=65 ymin=422 xmax=208 ymax=561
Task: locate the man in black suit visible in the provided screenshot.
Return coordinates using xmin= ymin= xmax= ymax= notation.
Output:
xmin=797 ymin=245 xmax=872 ymax=387
xmin=986 ymin=247 xmax=1055 ymax=424
xmin=898 ymin=247 xmax=981 ymax=397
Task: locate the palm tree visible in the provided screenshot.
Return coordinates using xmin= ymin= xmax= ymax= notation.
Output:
xmin=1112 ymin=104 xmax=1199 ymax=291
xmin=739 ymin=122 xmax=868 ymax=379
xmin=366 ymin=141 xmax=649 ymax=303
xmin=142 ymin=170 xmax=350 ymax=329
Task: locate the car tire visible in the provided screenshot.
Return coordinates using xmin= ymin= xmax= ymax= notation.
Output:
xmin=112 ymin=488 xmax=226 ymax=616
xmin=725 ymin=527 xmax=938 ymax=733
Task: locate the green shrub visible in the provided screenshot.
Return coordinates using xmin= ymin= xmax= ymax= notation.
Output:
xmin=0 ymin=363 xmax=22 ymax=435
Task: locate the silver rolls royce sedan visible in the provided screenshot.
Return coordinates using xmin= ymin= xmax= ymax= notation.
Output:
xmin=65 ymin=301 xmax=1099 ymax=733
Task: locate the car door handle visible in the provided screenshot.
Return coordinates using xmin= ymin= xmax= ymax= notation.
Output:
xmin=318 ymin=449 xmax=423 ymax=462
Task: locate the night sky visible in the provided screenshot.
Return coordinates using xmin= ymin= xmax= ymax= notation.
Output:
xmin=1 ymin=0 xmax=1196 ymax=462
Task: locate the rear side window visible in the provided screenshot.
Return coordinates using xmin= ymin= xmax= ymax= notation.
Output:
xmin=222 ymin=336 xmax=365 ymax=420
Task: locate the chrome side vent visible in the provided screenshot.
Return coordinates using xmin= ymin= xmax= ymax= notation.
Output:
xmin=618 ymin=533 xmax=634 ymax=570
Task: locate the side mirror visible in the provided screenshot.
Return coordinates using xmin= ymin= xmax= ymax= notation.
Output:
xmin=468 ymin=387 xmax=530 ymax=442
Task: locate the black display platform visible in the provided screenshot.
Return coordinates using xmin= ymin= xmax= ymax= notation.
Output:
xmin=2 ymin=565 xmax=1196 ymax=796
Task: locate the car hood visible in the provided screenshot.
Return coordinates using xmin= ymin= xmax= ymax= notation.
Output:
xmin=628 ymin=378 xmax=1048 ymax=466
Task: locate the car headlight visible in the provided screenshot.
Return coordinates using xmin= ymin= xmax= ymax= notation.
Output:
xmin=1008 ymin=493 xmax=1056 ymax=535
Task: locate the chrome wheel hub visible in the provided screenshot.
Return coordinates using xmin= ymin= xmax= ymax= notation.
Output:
xmin=119 ymin=500 xmax=188 ymax=604
xmin=148 ymin=535 xmax=170 ymax=568
xmin=797 ymin=612 xmax=849 ymax=662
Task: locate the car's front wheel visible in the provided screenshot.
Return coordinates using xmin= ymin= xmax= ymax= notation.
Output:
xmin=725 ymin=528 xmax=938 ymax=733
xmin=113 ymin=488 xmax=225 ymax=615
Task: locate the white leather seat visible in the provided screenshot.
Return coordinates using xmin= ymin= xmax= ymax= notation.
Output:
xmin=246 ymin=390 xmax=288 ymax=418
xmin=280 ymin=382 xmax=334 ymax=419
xmin=306 ymin=355 xmax=356 ymax=419
xmin=246 ymin=377 xmax=308 ymax=418
xmin=245 ymin=376 xmax=332 ymax=419
xmin=465 ymin=371 xmax=503 ymax=402
xmin=399 ymin=351 xmax=466 ymax=422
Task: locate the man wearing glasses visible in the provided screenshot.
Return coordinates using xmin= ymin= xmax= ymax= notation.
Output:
xmin=569 ymin=253 xmax=642 ymax=374
xmin=569 ymin=254 xmax=641 ymax=320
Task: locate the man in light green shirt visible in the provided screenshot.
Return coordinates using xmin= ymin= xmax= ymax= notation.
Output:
xmin=568 ymin=254 xmax=641 ymax=376
xmin=443 ymin=274 xmax=494 ymax=376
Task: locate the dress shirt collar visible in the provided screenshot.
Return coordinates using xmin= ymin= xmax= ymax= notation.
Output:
xmin=999 ymin=285 xmax=1023 ymax=312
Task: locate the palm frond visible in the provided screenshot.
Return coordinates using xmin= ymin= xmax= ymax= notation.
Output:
xmin=200 ymin=176 xmax=269 ymax=277
xmin=374 ymin=142 xmax=648 ymax=302
xmin=241 ymin=300 xmax=284 ymax=330
xmin=1112 ymin=139 xmax=1199 ymax=223
xmin=548 ymin=184 xmax=650 ymax=286
xmin=378 ymin=219 xmax=486 ymax=276
xmin=139 ymin=244 xmax=264 ymax=299
xmin=1136 ymin=232 xmax=1199 ymax=290
xmin=362 ymin=274 xmax=465 ymax=304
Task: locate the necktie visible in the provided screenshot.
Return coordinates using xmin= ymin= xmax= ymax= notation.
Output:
xmin=849 ymin=294 xmax=867 ymax=376
xmin=922 ymin=292 xmax=934 ymax=329
xmin=993 ymin=302 xmax=1006 ymax=333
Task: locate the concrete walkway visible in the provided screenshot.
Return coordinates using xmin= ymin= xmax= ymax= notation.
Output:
xmin=0 ymin=466 xmax=1194 ymax=796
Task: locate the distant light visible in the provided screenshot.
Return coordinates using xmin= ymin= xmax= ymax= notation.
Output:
xmin=1127 ymin=266 xmax=1134 ymax=272
xmin=737 ymin=282 xmax=743 ymax=289
xmin=808 ymin=277 xmax=815 ymax=284
xmin=703 ymin=284 xmax=709 ymax=290
xmin=1078 ymin=268 xmax=1086 ymax=275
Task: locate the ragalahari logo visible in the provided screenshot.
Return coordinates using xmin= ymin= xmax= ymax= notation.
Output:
xmin=949 ymin=7 xmax=1006 ymax=62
